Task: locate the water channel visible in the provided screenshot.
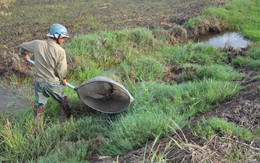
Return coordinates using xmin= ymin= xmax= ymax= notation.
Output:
xmin=0 ymin=81 xmax=31 ymax=116
xmin=198 ymin=32 xmax=251 ymax=49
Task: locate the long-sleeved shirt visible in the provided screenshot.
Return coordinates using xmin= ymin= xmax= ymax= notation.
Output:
xmin=19 ymin=38 xmax=67 ymax=83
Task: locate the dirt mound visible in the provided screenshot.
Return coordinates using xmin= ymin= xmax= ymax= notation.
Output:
xmin=0 ymin=52 xmax=32 ymax=78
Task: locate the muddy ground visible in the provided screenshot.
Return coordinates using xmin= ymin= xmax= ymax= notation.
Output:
xmin=0 ymin=0 xmax=259 ymax=162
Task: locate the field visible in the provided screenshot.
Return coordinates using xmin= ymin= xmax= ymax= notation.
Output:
xmin=0 ymin=0 xmax=259 ymax=162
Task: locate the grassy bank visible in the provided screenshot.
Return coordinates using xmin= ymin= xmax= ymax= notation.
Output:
xmin=0 ymin=0 xmax=260 ymax=162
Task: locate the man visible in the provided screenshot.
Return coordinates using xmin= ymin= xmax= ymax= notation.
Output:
xmin=19 ymin=23 xmax=71 ymax=118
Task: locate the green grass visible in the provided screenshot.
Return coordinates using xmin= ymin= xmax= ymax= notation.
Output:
xmin=232 ymin=56 xmax=260 ymax=69
xmin=0 ymin=0 xmax=260 ymax=162
xmin=179 ymin=64 xmax=244 ymax=82
xmin=66 ymin=28 xmax=161 ymax=67
xmin=160 ymin=43 xmax=227 ymax=65
xmin=232 ymin=41 xmax=260 ymax=69
xmin=101 ymin=79 xmax=240 ymax=155
xmin=117 ymin=55 xmax=165 ymax=83
xmin=193 ymin=117 xmax=256 ymax=142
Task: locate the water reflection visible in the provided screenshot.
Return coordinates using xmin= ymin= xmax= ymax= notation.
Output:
xmin=199 ymin=32 xmax=250 ymax=49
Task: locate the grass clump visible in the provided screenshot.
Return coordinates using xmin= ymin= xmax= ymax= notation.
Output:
xmin=179 ymin=64 xmax=244 ymax=82
xmin=160 ymin=43 xmax=227 ymax=65
xmin=102 ymin=104 xmax=187 ymax=155
xmin=117 ymin=55 xmax=165 ymax=83
xmin=193 ymin=117 xmax=256 ymax=142
xmin=0 ymin=113 xmax=111 ymax=161
xmin=232 ymin=56 xmax=260 ymax=69
xmin=101 ymin=79 xmax=240 ymax=155
xmin=246 ymin=42 xmax=260 ymax=60
xmin=232 ymin=42 xmax=260 ymax=69
xmin=37 ymin=140 xmax=90 ymax=162
xmin=66 ymin=28 xmax=160 ymax=67
xmin=0 ymin=0 xmax=15 ymax=9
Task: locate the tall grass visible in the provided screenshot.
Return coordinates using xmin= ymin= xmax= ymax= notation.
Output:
xmin=179 ymin=64 xmax=244 ymax=82
xmin=117 ymin=55 xmax=165 ymax=83
xmin=0 ymin=113 xmax=111 ymax=161
xmin=193 ymin=117 xmax=256 ymax=141
xmin=66 ymin=28 xmax=161 ymax=67
xmin=232 ymin=42 xmax=260 ymax=69
xmin=101 ymin=79 xmax=240 ymax=155
xmin=160 ymin=43 xmax=227 ymax=65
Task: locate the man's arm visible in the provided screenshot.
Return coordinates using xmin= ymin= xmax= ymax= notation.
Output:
xmin=19 ymin=40 xmax=37 ymax=61
xmin=55 ymin=51 xmax=68 ymax=86
xmin=19 ymin=40 xmax=36 ymax=52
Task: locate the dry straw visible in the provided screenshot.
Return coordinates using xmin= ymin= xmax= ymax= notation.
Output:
xmin=0 ymin=0 xmax=15 ymax=16
xmin=0 ymin=0 xmax=15 ymax=9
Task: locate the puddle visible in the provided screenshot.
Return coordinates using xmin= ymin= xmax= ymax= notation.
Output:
xmin=198 ymin=32 xmax=251 ymax=50
xmin=0 ymin=82 xmax=31 ymax=116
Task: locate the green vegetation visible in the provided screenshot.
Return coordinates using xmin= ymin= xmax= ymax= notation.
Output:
xmin=0 ymin=0 xmax=260 ymax=162
xmin=201 ymin=0 xmax=260 ymax=41
xmin=193 ymin=117 xmax=256 ymax=141
xmin=179 ymin=64 xmax=244 ymax=82
xmin=160 ymin=43 xmax=227 ymax=65
xmin=232 ymin=42 xmax=260 ymax=69
xmin=66 ymin=28 xmax=160 ymax=67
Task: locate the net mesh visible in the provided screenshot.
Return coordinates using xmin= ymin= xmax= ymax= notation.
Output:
xmin=76 ymin=76 xmax=134 ymax=113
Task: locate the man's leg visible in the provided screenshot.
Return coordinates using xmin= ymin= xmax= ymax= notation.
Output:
xmin=34 ymin=82 xmax=49 ymax=117
xmin=60 ymin=96 xmax=71 ymax=118
xmin=45 ymin=82 xmax=71 ymax=118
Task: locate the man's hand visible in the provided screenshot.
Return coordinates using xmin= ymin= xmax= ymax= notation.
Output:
xmin=24 ymin=54 xmax=30 ymax=61
xmin=61 ymin=79 xmax=67 ymax=86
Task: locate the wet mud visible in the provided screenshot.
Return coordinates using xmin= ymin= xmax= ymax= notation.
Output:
xmin=0 ymin=82 xmax=31 ymax=116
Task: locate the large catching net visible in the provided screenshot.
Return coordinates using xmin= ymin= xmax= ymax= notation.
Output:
xmin=76 ymin=76 xmax=134 ymax=113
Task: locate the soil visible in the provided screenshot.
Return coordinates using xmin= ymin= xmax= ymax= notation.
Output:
xmin=0 ymin=0 xmax=259 ymax=162
xmin=0 ymin=81 xmax=31 ymax=115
